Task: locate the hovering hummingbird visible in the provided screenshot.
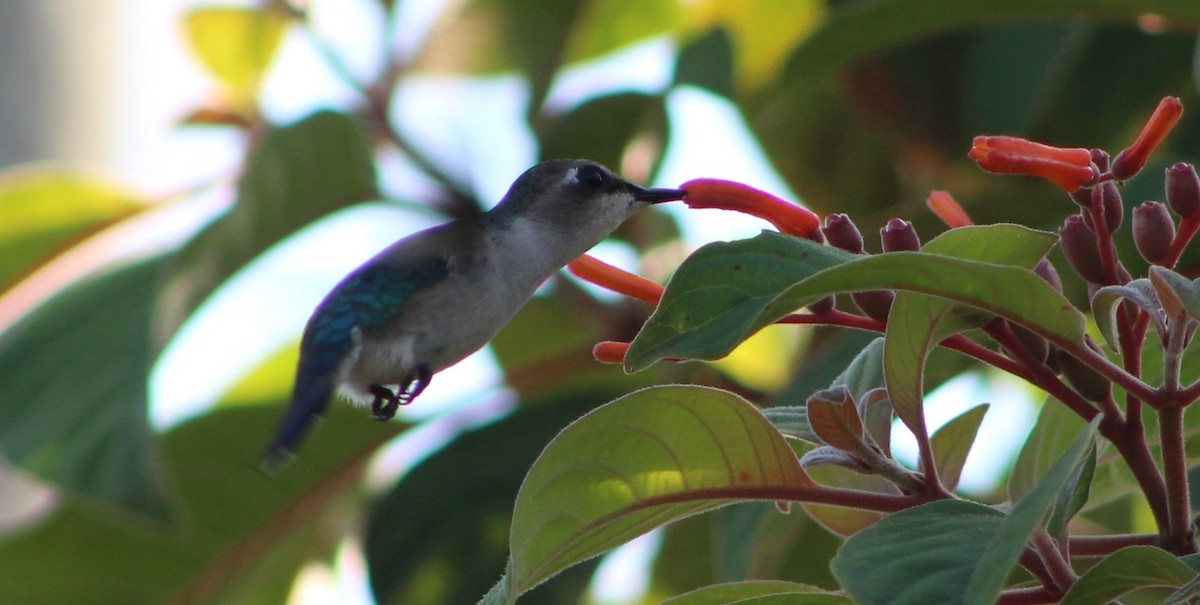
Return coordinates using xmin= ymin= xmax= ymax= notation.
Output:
xmin=263 ymin=159 xmax=685 ymax=468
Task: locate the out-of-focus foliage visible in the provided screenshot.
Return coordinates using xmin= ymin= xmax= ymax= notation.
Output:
xmin=2 ymin=0 xmax=1200 ymax=603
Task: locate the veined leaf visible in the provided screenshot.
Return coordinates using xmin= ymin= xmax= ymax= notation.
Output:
xmin=1059 ymin=546 xmax=1196 ymax=605
xmin=498 ymin=385 xmax=810 ymax=602
xmin=628 ymin=228 xmax=1083 ymax=372
xmin=661 ymin=580 xmax=851 ymax=604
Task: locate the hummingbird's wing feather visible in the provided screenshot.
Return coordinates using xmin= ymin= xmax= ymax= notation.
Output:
xmin=262 ymin=254 xmax=450 ymax=470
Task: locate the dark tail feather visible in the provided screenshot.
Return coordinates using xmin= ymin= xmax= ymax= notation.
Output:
xmin=261 ymin=374 xmax=334 ymax=473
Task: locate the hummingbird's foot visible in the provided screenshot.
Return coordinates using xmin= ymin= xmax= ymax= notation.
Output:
xmin=400 ymin=364 xmax=433 ymax=404
xmin=369 ymin=384 xmax=401 ymax=421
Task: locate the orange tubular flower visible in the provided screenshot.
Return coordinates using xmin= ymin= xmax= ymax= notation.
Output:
xmin=680 ymin=178 xmax=820 ymax=238
xmin=567 ymin=254 xmax=664 ymax=305
xmin=1111 ymin=96 xmax=1184 ymax=180
xmin=592 ymin=341 xmax=630 ymax=364
xmin=968 ymin=136 xmax=1096 ymax=192
xmin=926 ymin=190 xmax=973 ymax=228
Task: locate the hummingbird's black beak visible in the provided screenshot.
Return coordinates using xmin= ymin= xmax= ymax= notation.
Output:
xmin=631 ymin=185 xmax=687 ymax=204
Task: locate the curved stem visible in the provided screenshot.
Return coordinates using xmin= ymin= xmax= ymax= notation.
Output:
xmin=1068 ymin=533 xmax=1157 ymax=555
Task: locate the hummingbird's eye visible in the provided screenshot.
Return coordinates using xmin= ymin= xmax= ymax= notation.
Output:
xmin=575 ymin=164 xmax=608 ymax=190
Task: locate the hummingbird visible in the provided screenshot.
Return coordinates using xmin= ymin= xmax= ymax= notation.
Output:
xmin=263 ymin=159 xmax=686 ymax=468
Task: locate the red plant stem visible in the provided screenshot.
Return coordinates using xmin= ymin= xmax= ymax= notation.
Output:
xmin=1031 ymin=528 xmax=1078 ymax=591
xmin=997 ymin=587 xmax=1060 ymax=605
xmin=1159 ymin=404 xmax=1195 ymax=553
xmin=1068 ymin=533 xmax=1157 ymax=556
xmin=1164 ymin=212 xmax=1200 ymax=269
xmin=1054 ymin=338 xmax=1158 ymax=406
xmin=1087 ymin=188 xmax=1122 ymax=286
xmin=1016 ymin=551 xmax=1059 ymax=597
xmin=632 ymin=484 xmax=927 ymax=514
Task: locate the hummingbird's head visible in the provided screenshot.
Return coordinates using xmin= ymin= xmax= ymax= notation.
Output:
xmin=495 ymin=159 xmax=685 ymax=242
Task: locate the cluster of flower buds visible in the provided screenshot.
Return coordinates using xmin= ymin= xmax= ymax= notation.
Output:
xmin=968 ymin=97 xmax=1200 ymax=292
xmin=819 ymin=214 xmax=921 ymax=322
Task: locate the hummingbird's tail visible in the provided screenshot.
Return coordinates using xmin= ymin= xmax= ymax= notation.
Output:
xmin=261 ymin=372 xmax=334 ymax=473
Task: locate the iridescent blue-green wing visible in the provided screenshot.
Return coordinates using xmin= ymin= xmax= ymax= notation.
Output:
xmin=263 ymin=256 xmax=449 ymax=469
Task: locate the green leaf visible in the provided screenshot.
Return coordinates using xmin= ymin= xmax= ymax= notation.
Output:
xmin=1009 ymin=397 xmax=1086 ymax=501
xmin=675 ymin=28 xmax=735 ymax=98
xmin=1092 ymin=280 xmax=1163 ymax=351
xmin=0 ymin=402 xmax=402 ymax=603
xmin=0 ymin=168 xmax=144 ymax=293
xmin=1059 ymin=546 xmax=1196 ymax=605
xmin=365 ymin=396 xmax=605 ymax=605
xmin=760 ymin=406 xmax=819 ymax=444
xmin=563 ymin=0 xmax=679 ymax=63
xmin=963 ymin=416 xmax=1100 ymax=604
xmin=0 ymin=257 xmax=169 ymax=517
xmin=627 ymin=230 xmax=1084 ymax=371
xmin=660 ymin=580 xmax=851 ymax=605
xmin=884 ymin=224 xmax=1056 ymax=433
xmin=154 ymin=111 xmax=377 ymax=346
xmin=626 ymin=232 xmax=856 ymax=370
xmin=929 ymin=404 xmax=988 ymax=492
xmin=539 ymin=93 xmax=666 ymax=172
xmin=831 ymin=499 xmax=1005 ymax=604
xmin=500 ymin=385 xmax=810 ymax=601
xmin=184 ymin=7 xmax=291 ymax=104
xmin=784 ymin=0 xmax=1200 ymax=81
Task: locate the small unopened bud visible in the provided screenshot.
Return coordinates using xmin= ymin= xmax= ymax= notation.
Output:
xmin=808 ymin=295 xmax=836 ymax=314
xmin=1034 ymin=258 xmax=1063 ymax=293
xmin=1166 ymin=162 xmax=1200 ymax=218
xmin=1076 ymin=183 xmax=1124 ymax=233
xmin=1090 ymin=148 xmax=1111 ymax=173
xmin=823 ymin=214 xmax=865 ymax=254
xmin=1055 ymin=349 xmax=1112 ymax=402
xmin=853 ymin=290 xmax=894 ymax=322
xmin=1011 ymin=324 xmax=1050 ymax=364
xmin=1133 ymin=201 xmax=1176 ymax=264
xmin=1060 ymin=214 xmax=1107 ymax=284
xmin=881 ymin=218 xmax=920 ymax=252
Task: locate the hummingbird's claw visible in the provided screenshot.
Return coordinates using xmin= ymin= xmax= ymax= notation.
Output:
xmin=369 ymin=384 xmax=401 ymax=420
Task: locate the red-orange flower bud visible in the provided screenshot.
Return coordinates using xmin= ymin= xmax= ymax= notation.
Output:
xmin=592 ymin=341 xmax=630 ymax=364
xmin=1111 ymin=96 xmax=1183 ymax=181
xmin=567 ymin=255 xmax=664 ymax=305
xmin=969 ymin=136 xmax=1096 ymax=192
xmin=681 ymin=178 xmax=820 ymax=237
xmin=926 ymin=190 xmax=973 ymax=228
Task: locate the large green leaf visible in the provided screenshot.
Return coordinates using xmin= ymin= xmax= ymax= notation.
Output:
xmin=0 ymin=258 xmax=169 ymax=517
xmin=831 ymin=499 xmax=1005 ymax=605
xmin=626 ymin=232 xmax=856 ymax=370
xmin=1059 ymin=546 xmax=1196 ymax=605
xmin=963 ymin=416 xmax=1100 ymax=604
xmin=494 ymin=385 xmax=810 ymax=603
xmin=154 ymin=111 xmax=377 ymax=347
xmin=365 ymin=395 xmax=606 ymax=605
xmin=0 ymin=168 xmax=144 ymax=294
xmin=628 ymin=229 xmax=1084 ymax=371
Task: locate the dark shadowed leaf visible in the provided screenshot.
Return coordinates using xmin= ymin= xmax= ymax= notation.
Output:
xmin=154 ymin=111 xmax=377 ymax=348
xmin=0 ymin=257 xmax=169 ymax=517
